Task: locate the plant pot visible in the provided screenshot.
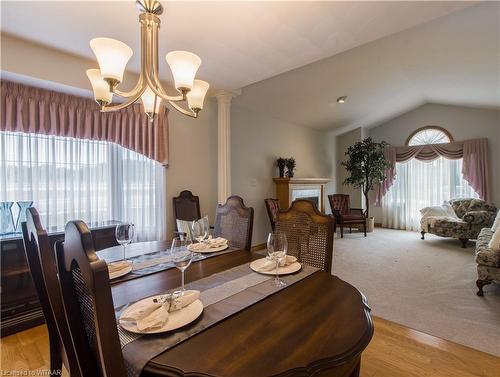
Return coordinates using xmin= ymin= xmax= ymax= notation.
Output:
xmin=366 ymin=217 xmax=375 ymax=233
xmin=278 ymin=168 xmax=285 ymax=178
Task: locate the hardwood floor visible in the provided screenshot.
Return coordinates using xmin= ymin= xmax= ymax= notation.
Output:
xmin=1 ymin=316 xmax=499 ymax=377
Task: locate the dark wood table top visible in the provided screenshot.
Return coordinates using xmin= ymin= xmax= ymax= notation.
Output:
xmin=105 ymin=242 xmax=373 ymax=377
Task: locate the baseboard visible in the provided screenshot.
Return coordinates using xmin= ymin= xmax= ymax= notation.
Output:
xmin=251 ymin=243 xmax=266 ymax=251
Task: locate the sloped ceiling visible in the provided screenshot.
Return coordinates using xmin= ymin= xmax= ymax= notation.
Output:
xmin=233 ymin=2 xmax=500 ymax=132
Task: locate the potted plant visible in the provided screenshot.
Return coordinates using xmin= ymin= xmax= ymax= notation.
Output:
xmin=341 ymin=138 xmax=391 ymax=232
xmin=285 ymin=158 xmax=296 ymax=178
xmin=277 ymin=157 xmax=287 ymax=178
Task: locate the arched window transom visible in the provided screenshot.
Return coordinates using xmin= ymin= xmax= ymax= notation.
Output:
xmin=406 ymin=126 xmax=453 ymax=146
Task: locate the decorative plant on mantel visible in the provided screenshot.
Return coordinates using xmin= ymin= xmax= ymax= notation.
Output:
xmin=285 ymin=158 xmax=296 ymax=178
xmin=342 ymin=138 xmax=391 ymax=220
xmin=277 ymin=157 xmax=287 ymax=178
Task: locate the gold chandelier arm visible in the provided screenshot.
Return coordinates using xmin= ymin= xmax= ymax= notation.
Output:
xmin=101 ymin=83 xmax=147 ymax=112
xmin=168 ymin=100 xmax=198 ymax=118
xmin=113 ymin=76 xmax=144 ymax=98
xmin=144 ymin=17 xmax=184 ymax=102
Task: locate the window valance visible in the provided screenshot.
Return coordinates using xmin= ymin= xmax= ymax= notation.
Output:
xmin=0 ymin=81 xmax=169 ymax=166
xmin=376 ymin=138 xmax=490 ymax=204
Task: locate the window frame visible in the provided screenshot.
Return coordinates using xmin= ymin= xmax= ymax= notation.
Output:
xmin=405 ymin=125 xmax=454 ymax=146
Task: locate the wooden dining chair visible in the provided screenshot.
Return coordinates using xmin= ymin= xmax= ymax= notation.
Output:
xmin=213 ymin=196 xmax=254 ymax=251
xmin=56 ymin=220 xmax=126 ymax=377
xmin=328 ymin=194 xmax=367 ymax=238
xmin=173 ymin=190 xmax=202 ymax=224
xmin=21 ymin=208 xmax=82 ymax=377
xmin=264 ymin=198 xmax=281 ymax=231
xmin=276 ymin=199 xmax=334 ymax=273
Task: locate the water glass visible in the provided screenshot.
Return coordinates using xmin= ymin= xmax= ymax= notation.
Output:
xmin=191 ymin=217 xmax=209 ymax=244
xmin=170 ymin=237 xmax=194 ymax=293
xmin=115 ymin=223 xmax=135 ymax=260
xmin=267 ymin=231 xmax=288 ymax=287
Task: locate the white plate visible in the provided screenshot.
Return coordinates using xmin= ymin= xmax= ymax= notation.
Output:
xmin=250 ymin=258 xmax=302 ymax=276
xmin=187 ymin=244 xmax=229 ymax=253
xmin=119 ymin=298 xmax=204 ymax=334
xmin=108 ymin=260 xmax=133 ymax=280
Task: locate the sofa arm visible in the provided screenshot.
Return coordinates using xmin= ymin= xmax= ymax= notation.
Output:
xmin=463 ymin=210 xmax=496 ymax=226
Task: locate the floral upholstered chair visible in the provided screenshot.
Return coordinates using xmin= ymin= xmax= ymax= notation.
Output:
xmin=420 ymin=198 xmax=497 ymax=248
xmin=475 ymin=228 xmax=500 ymax=296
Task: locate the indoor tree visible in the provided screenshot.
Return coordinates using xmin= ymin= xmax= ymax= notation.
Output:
xmin=341 ymin=138 xmax=391 ymax=219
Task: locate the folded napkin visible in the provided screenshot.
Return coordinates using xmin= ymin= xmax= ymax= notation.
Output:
xmin=120 ymin=290 xmax=200 ymax=332
xmin=189 ymin=237 xmax=228 ymax=251
xmin=259 ymin=255 xmax=297 ymax=272
xmin=108 ymin=261 xmax=131 ymax=274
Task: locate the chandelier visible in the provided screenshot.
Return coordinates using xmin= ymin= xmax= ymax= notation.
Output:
xmin=86 ymin=0 xmax=209 ymax=120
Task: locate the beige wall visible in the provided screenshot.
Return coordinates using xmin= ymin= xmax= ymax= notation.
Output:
xmin=368 ymin=103 xmax=500 ymax=220
xmin=231 ymin=104 xmax=329 ymax=245
xmin=1 ymin=33 xmax=220 ymax=239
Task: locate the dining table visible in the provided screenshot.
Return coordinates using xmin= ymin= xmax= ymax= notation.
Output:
xmin=99 ymin=241 xmax=373 ymax=377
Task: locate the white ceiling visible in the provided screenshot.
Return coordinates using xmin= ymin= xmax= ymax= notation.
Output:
xmin=233 ymin=2 xmax=500 ymax=132
xmin=0 ymin=1 xmax=473 ymax=91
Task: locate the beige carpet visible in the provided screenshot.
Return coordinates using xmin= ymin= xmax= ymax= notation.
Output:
xmin=333 ymin=228 xmax=500 ymax=357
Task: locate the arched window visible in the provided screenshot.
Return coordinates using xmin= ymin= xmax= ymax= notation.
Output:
xmin=406 ymin=126 xmax=453 ymax=146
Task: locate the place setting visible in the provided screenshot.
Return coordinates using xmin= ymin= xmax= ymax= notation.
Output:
xmin=186 ymin=218 xmax=229 ymax=253
xmin=250 ymin=231 xmax=302 ymax=286
xmin=118 ymin=236 xmax=204 ymax=334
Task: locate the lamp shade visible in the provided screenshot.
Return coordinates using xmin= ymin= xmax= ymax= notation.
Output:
xmin=141 ymin=86 xmax=161 ymax=115
xmin=165 ymin=51 xmax=201 ymax=91
xmin=90 ymin=37 xmax=133 ymax=83
xmin=187 ymin=80 xmax=210 ymax=111
xmin=86 ymin=69 xmax=113 ymax=104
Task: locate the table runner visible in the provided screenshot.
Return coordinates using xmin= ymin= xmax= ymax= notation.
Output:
xmin=117 ymin=262 xmax=319 ymax=377
xmin=108 ymin=247 xmax=238 ymax=284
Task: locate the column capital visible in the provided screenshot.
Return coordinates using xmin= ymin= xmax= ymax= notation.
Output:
xmin=214 ymin=89 xmax=241 ymax=103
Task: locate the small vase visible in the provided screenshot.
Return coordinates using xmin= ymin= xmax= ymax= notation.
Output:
xmin=279 ymin=168 xmax=285 ymax=178
xmin=0 ymin=202 xmax=15 ymax=235
xmin=286 ymin=170 xmax=294 ymax=178
xmin=15 ymin=201 xmax=34 ymax=233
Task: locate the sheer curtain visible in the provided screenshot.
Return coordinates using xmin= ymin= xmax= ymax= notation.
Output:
xmin=0 ymin=131 xmax=166 ymax=241
xmin=382 ymin=157 xmax=478 ymax=231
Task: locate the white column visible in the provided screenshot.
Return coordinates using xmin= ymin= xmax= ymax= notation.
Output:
xmin=215 ymin=90 xmax=237 ymax=204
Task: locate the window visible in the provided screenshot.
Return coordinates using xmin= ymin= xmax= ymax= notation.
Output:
xmin=383 ymin=127 xmax=478 ymax=231
xmin=0 ymin=131 xmax=166 ymax=241
xmin=406 ymin=126 xmax=453 ymax=146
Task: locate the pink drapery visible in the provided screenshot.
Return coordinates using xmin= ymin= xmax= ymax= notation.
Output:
xmin=0 ymin=81 xmax=169 ymax=166
xmin=375 ymin=138 xmax=490 ymax=204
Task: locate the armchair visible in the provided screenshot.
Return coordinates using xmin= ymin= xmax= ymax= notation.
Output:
xmin=328 ymin=194 xmax=367 ymax=238
xmin=421 ymin=198 xmax=497 ymax=248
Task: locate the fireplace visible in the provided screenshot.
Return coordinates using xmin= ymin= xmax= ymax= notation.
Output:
xmin=273 ymin=178 xmax=331 ymax=212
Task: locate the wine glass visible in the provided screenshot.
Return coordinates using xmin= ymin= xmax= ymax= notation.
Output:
xmin=267 ymin=231 xmax=288 ymax=287
xmin=191 ymin=218 xmax=208 ymax=244
xmin=115 ymin=223 xmax=135 ymax=260
xmin=170 ymin=237 xmax=193 ymax=293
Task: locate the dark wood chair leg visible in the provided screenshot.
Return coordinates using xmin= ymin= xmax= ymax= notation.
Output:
xmin=363 ymin=221 xmax=367 ymax=237
xmin=340 ymin=225 xmax=344 ymax=238
xmin=49 ymin=340 xmax=63 ymax=376
xmin=349 ymin=226 xmax=352 ymax=233
xmin=459 ymin=238 xmax=468 ymax=248
xmin=476 ymin=279 xmax=491 ymax=296
xmin=421 ymin=231 xmax=425 ymax=240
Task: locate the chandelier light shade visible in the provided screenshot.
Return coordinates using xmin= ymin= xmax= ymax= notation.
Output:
xmin=141 ymin=86 xmax=161 ymax=117
xmin=86 ymin=0 xmax=209 ymax=120
xmin=187 ymin=80 xmax=210 ymax=111
xmin=90 ymin=38 xmax=133 ymax=84
xmin=86 ymin=69 xmax=113 ymax=105
xmin=165 ymin=51 xmax=202 ymax=92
